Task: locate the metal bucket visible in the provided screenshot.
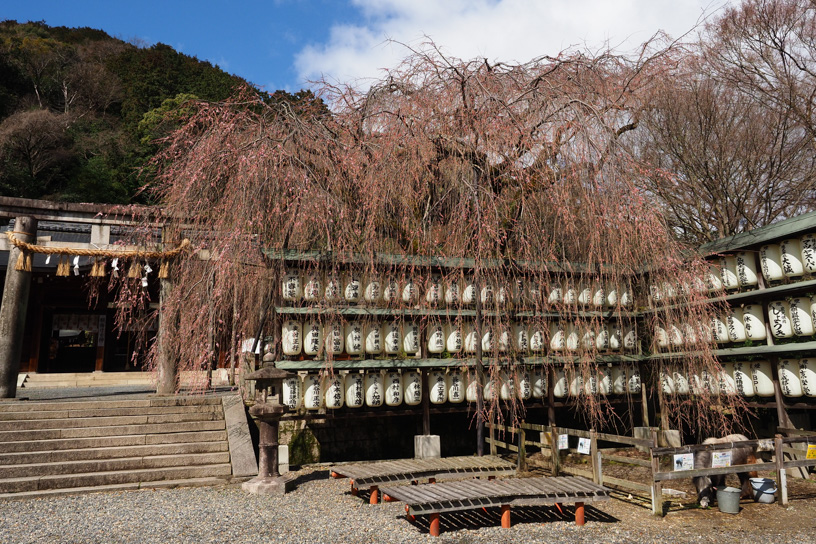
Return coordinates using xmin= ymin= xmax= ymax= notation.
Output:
xmin=750 ymin=477 xmax=777 ymax=504
xmin=716 ymin=486 xmax=741 ymax=514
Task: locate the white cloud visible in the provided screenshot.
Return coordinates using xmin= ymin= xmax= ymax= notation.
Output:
xmin=294 ymin=0 xmax=727 ymax=88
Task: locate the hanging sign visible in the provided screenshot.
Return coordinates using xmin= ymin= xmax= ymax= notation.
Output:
xmin=711 ymin=451 xmax=732 ymax=468
xmin=673 ymin=453 xmax=694 ymax=471
xmin=577 ymin=437 xmax=591 ymax=455
xmin=557 ymin=434 xmax=568 ymax=450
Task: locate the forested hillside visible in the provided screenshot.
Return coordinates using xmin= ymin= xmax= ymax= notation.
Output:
xmin=0 ymin=20 xmax=305 ymax=204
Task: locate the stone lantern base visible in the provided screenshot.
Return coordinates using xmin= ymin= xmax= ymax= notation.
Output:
xmin=242 ymin=475 xmax=292 ymax=495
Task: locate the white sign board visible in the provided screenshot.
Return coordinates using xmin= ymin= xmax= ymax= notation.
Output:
xmin=577 ymin=437 xmax=591 ymax=455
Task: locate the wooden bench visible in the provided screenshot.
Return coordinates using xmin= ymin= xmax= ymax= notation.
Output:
xmin=381 ymin=476 xmax=610 ymax=536
xmin=330 ymin=455 xmax=516 ymax=504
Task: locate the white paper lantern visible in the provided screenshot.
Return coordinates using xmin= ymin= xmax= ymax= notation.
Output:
xmin=547 ymin=285 xmax=563 ymax=305
xmin=445 ymin=323 xmax=463 ymax=353
xmin=466 ymin=371 xmax=480 ymax=403
xmin=760 ymin=244 xmax=784 ymax=281
xmin=462 ymin=281 xmax=477 ymax=305
xmin=627 ymin=366 xmax=642 ymax=394
xmin=735 ymin=252 xmax=758 ymax=287
xmin=427 ymin=322 xmax=446 ymax=354
xmin=382 ymin=278 xmax=400 ymax=303
xmin=513 ymin=322 xmax=529 ymax=352
xmin=711 ymin=314 xmax=730 ymax=344
xmin=529 ymin=325 xmax=546 ymax=352
xmin=447 ymin=370 xmax=465 ymax=404
xmin=325 ymin=376 xmax=344 ymax=409
xmin=303 ymin=273 xmax=321 ymax=301
xmin=404 ymin=371 xmax=422 ymax=406
xmin=768 ymin=300 xmax=794 ymax=338
xmin=732 ymin=362 xmax=755 ymax=397
xmin=282 ymin=270 xmax=302 ymax=301
xmin=365 ymin=372 xmax=384 ymax=407
xmin=718 ymin=363 xmax=737 ymax=395
xmin=344 ymin=272 xmax=361 ymax=302
xmin=789 ymin=297 xmax=814 ymax=336
xmin=403 ymin=322 xmax=420 ymax=355
xmin=344 ymin=321 xmax=363 ymax=355
xmin=516 ymin=368 xmax=532 ymax=400
xmin=726 ymin=308 xmax=747 ymax=342
xmin=577 ymin=287 xmax=592 ymax=306
xmin=303 ymin=320 xmax=323 ymax=356
xmin=611 ymin=365 xmax=626 ymax=394
xmin=798 ymin=359 xmax=816 ymax=397
xmin=720 ymin=256 xmax=739 ymax=290
xmin=324 ymin=274 xmax=341 ymax=302
xmin=673 ymin=367 xmax=690 ymax=395
xmin=345 ymin=373 xmax=364 ymax=408
xmin=751 ymin=360 xmax=775 ymax=397
xmin=282 ymin=320 xmax=302 ymax=356
xmin=383 ymin=322 xmax=401 ymax=355
xmin=363 ymin=276 xmax=381 ymax=303
xmin=532 ymin=367 xmax=547 ymax=398
xmin=384 ymin=371 xmax=403 ymax=406
xmin=425 ymin=274 xmax=443 ymax=305
xmin=444 ymin=279 xmax=461 ymax=305
xmin=282 ymin=375 xmax=302 ymax=410
xmin=800 ymin=234 xmax=816 ymax=273
xmin=401 ymin=279 xmax=418 ymax=303
xmin=598 ymin=365 xmax=614 ymax=395
xmin=463 ymin=322 xmax=478 ymax=354
xmin=324 ymin=323 xmax=344 ymax=355
xmin=429 ymin=370 xmax=448 ymax=404
xmin=364 ymin=322 xmax=383 ymax=354
xmin=303 ymin=374 xmax=323 ymax=410
xmin=743 ymin=304 xmax=767 ymax=340
xmin=499 ymin=370 xmax=513 ymax=401
xmin=553 ymin=367 xmax=568 ymax=398
xmin=778 ymin=360 xmax=803 ymax=397
xmin=780 ymin=238 xmax=805 ymax=278
xmin=549 ymin=323 xmax=565 ymax=352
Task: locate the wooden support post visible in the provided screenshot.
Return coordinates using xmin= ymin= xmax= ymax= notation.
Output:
xmin=775 ymin=434 xmax=788 ymax=506
xmin=649 ymin=428 xmax=663 ymax=516
xmin=489 ymin=421 xmax=497 ymax=455
xmin=518 ymin=423 xmax=527 ymax=471
xmin=639 ymin=362 xmax=650 ymax=427
xmin=590 ymin=430 xmax=599 ymax=484
xmin=500 ymin=504 xmax=511 ymax=528
xmin=429 ymin=512 xmax=440 ymax=537
xmin=475 ymin=271 xmax=485 ymax=456
xmin=550 ymin=423 xmax=560 ymax=476
xmin=0 ymin=216 xmax=37 ymax=398
xmin=575 ymin=502 xmax=585 ymax=526
xmin=421 ymin=368 xmax=431 ymax=436
xmin=547 ymin=365 xmax=556 ymax=426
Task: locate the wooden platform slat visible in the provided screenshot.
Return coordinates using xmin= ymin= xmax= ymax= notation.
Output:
xmin=330 ymin=455 xmax=516 ymax=490
xmin=381 ymin=476 xmax=609 ymax=517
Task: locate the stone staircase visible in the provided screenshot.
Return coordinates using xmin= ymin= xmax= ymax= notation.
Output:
xmin=20 ymin=370 xmax=232 ymax=389
xmin=0 ymin=395 xmax=252 ymax=498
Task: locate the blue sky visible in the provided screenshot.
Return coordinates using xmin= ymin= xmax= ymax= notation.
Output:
xmin=4 ymin=0 xmax=726 ymax=93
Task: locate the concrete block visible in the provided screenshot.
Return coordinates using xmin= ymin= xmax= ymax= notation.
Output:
xmin=660 ymin=430 xmax=682 ymax=448
xmin=278 ymin=445 xmax=289 ymax=474
xmin=414 ymin=435 xmax=441 ymax=460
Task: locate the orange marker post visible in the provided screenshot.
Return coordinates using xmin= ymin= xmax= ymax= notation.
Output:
xmin=500 ymin=505 xmax=511 ymax=528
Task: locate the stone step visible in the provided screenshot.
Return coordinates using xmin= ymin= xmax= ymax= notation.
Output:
xmin=0 ymin=441 xmax=229 ymax=465
xmin=0 ymin=463 xmax=233 ymax=493
xmin=0 ymin=430 xmax=228 ymax=453
xmin=0 ymin=404 xmax=223 ymax=421
xmin=0 ymin=420 xmax=226 ymax=443
xmin=0 ymin=396 xmax=223 ymax=413
xmin=0 ymin=452 xmax=231 ymax=479
xmin=0 ymin=410 xmax=222 ymax=431
xmin=0 ymin=476 xmax=232 ymax=500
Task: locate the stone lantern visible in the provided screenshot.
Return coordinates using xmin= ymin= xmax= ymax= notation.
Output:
xmin=242 ymin=364 xmax=295 ymax=495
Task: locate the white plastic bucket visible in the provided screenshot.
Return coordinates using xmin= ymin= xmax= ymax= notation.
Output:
xmin=749 ymin=477 xmax=777 ymax=504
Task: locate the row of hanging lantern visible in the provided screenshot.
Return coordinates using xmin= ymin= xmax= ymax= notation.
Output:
xmin=281 ymin=319 xmax=640 ymax=357
xmin=280 ymin=364 xmax=644 ymax=411
xmin=654 ymin=296 xmax=816 ymax=350
xmin=281 ymin=269 xmax=634 ymax=309
xmin=660 ymin=360 xmax=816 ymax=398
xmin=649 ymin=234 xmax=816 ymax=304
xmin=696 ymin=234 xmax=816 ymax=295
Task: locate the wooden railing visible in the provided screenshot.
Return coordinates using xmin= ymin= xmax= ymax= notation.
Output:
xmin=489 ymin=426 xmax=816 ymax=516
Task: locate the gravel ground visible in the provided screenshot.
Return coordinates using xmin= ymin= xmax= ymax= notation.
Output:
xmin=1 ymin=468 xmax=814 ymax=544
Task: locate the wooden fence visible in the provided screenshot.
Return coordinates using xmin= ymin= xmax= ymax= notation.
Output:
xmin=487 ymin=425 xmax=816 ymax=516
